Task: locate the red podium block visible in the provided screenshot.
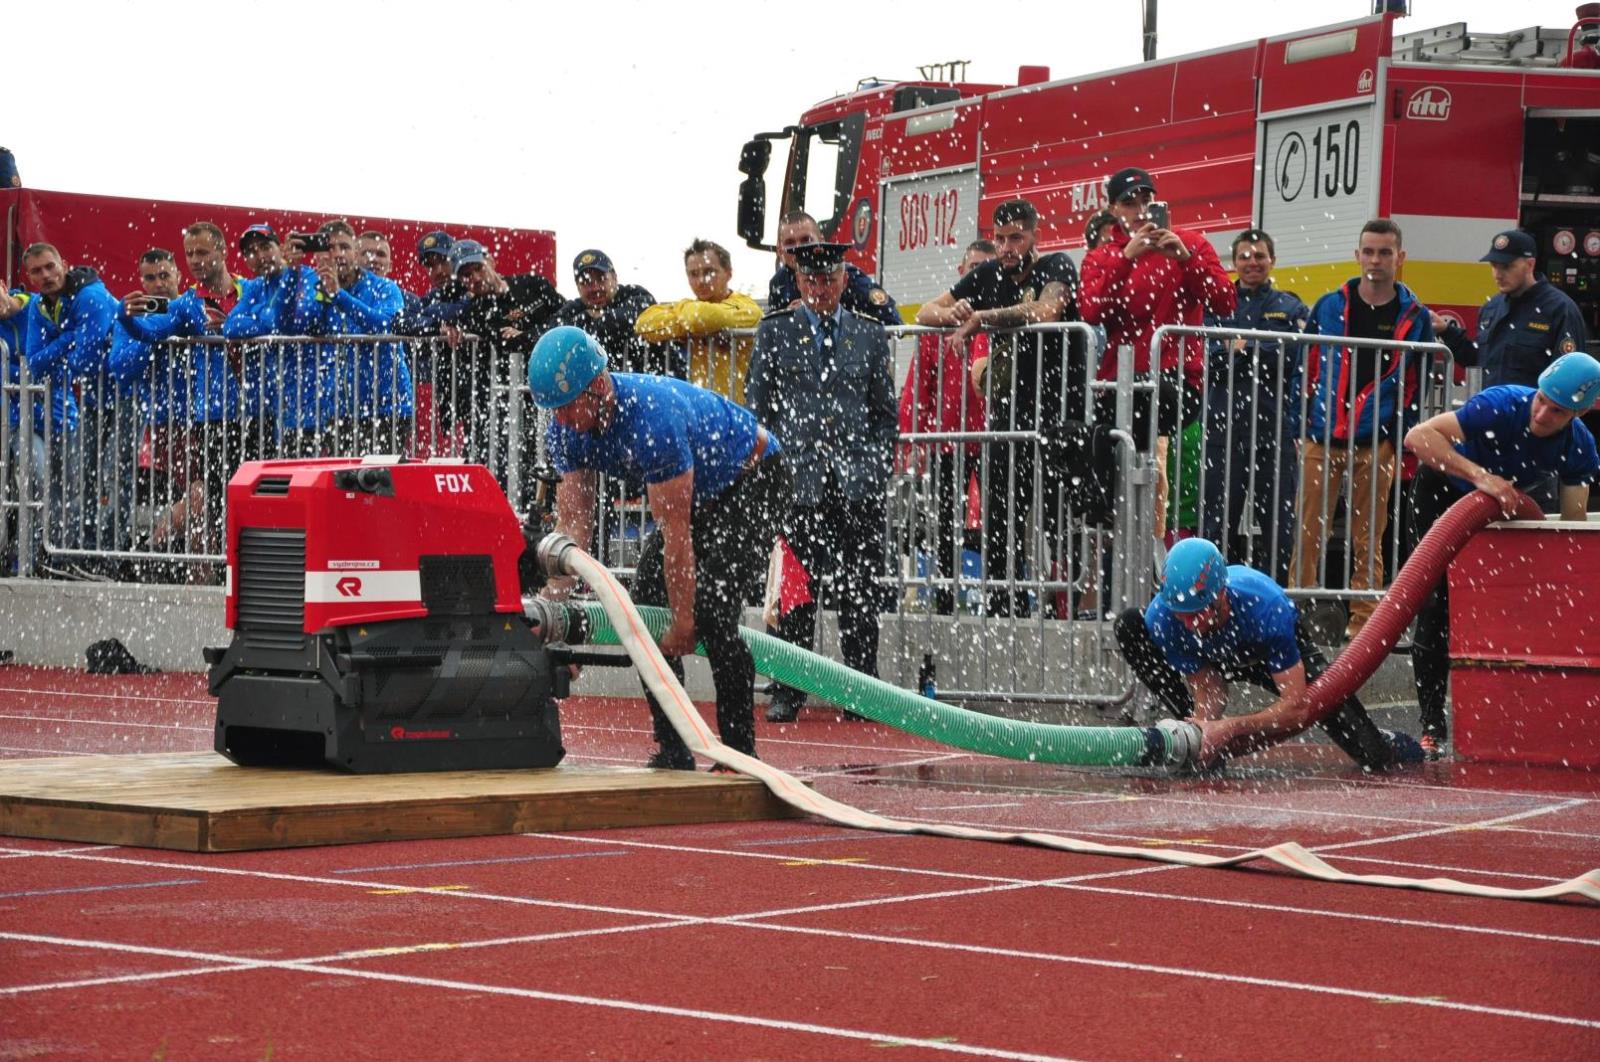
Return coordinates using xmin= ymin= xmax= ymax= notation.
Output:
xmin=1449 ymin=521 xmax=1600 ymax=768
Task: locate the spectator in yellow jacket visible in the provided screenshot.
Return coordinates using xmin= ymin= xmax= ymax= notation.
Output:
xmin=636 ymin=238 xmax=761 ymax=404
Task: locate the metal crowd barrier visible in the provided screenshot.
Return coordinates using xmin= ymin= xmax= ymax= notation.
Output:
xmin=0 ymin=315 xmax=1471 ymax=713
xmin=2 ymin=333 xmax=545 ymax=580
xmin=1150 ymin=324 xmax=1458 ymax=632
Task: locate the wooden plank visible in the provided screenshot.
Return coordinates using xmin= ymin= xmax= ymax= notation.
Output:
xmin=0 ymin=752 xmax=803 ymax=853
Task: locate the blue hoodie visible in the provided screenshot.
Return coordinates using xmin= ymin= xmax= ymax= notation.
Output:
xmin=222 ymin=266 xmax=334 ymax=430
xmin=111 ymin=285 xmax=241 ymax=424
xmin=299 ymin=271 xmax=412 ymax=420
xmin=19 ymin=270 xmax=117 ymax=430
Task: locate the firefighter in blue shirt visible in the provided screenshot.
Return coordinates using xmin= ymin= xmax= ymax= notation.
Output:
xmin=531 ymin=327 xmax=792 ymax=770
xmin=1115 ymin=537 xmax=1419 ymax=771
xmin=767 ymin=211 xmax=899 ymax=325
xmin=1403 ymin=353 xmax=1600 ymax=756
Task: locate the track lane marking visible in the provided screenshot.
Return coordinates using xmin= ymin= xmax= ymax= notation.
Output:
xmin=0 ymin=930 xmax=1082 ymax=1062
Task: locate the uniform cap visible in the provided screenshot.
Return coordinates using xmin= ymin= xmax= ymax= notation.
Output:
xmin=417 ymin=230 xmax=455 ymax=261
xmin=572 ymin=249 xmax=615 ymax=277
xmin=1480 ymin=229 xmax=1537 ymax=264
xmin=1537 ymin=352 xmax=1600 ymax=413
xmin=1160 ymin=538 xmax=1228 ymax=614
xmin=528 ymin=326 xmax=608 ymax=409
xmin=791 ymin=241 xmax=850 ymax=275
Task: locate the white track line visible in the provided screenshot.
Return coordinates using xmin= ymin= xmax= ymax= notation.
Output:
xmin=732 ymin=921 xmax=1600 ymax=1029
xmin=0 ymin=686 xmax=211 ymax=707
xmin=0 ymin=713 xmax=210 ymax=732
xmin=0 ymin=930 xmax=1081 ymax=1062
xmin=0 ymin=745 xmax=99 ymax=757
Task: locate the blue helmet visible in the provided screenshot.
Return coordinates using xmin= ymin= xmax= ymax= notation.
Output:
xmin=1537 ymin=352 xmax=1600 ymax=413
xmin=1160 ymin=538 xmax=1227 ymax=614
xmin=528 ymin=326 xmax=607 ymax=409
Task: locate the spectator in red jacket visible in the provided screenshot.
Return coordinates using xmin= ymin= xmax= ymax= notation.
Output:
xmin=899 ymin=239 xmax=994 ymax=613
xmin=1080 ymin=167 xmax=1236 ymax=534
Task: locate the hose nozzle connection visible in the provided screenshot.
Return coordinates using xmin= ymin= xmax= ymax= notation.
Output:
xmin=522 ymin=596 xmax=590 ymax=647
xmin=1155 ymin=718 xmax=1204 ymax=770
xmin=536 ymin=533 xmax=581 ymax=579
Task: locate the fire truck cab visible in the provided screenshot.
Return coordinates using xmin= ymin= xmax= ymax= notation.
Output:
xmin=737 ymin=8 xmax=1600 ymax=341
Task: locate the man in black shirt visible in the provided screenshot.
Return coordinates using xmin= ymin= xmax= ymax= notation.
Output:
xmin=916 ymin=198 xmax=1081 ymax=616
xmin=549 ymin=249 xmax=678 ymax=377
xmin=441 ymin=240 xmax=563 ymax=492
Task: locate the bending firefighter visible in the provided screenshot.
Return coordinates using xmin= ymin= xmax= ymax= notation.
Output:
xmin=529 ymin=326 xmax=793 ymax=770
xmin=1115 ymin=538 xmax=1423 ymax=770
xmin=1402 ymin=351 xmax=1600 ymax=757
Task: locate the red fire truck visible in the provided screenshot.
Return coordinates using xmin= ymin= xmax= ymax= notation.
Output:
xmin=2 ymin=186 xmax=556 ymax=297
xmin=736 ymin=8 xmax=1600 ymax=339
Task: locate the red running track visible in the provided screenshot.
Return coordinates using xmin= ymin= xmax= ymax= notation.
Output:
xmin=1 ymin=666 xmax=1597 ymax=1060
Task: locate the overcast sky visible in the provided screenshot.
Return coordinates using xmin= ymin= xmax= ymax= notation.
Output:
xmin=6 ymin=0 xmax=1581 ymax=298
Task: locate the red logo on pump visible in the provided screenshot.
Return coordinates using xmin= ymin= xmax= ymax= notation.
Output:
xmin=336 ymin=577 xmax=363 ymax=597
xmin=1406 ymin=87 xmax=1452 ymax=121
xmin=390 ymin=725 xmax=453 ymax=740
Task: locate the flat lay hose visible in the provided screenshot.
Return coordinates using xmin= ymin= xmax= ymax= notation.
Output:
xmin=539 ymin=533 xmax=1600 ymax=904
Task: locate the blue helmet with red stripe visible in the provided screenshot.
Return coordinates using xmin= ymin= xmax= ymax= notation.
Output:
xmin=1160 ymin=538 xmax=1227 ymax=614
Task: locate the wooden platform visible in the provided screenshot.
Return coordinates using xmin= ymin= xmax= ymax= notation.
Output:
xmin=0 ymin=752 xmax=803 ymax=852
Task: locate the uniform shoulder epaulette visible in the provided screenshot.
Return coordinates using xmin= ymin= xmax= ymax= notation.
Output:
xmin=760 ymin=306 xmax=796 ymax=320
xmin=847 ymin=307 xmax=887 ymax=324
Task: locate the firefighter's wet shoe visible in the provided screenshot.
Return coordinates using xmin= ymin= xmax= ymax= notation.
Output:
xmin=645 ymin=746 xmax=696 ymax=771
xmin=1382 ymin=729 xmax=1426 ymax=766
xmin=1418 ymin=733 xmax=1446 ymax=761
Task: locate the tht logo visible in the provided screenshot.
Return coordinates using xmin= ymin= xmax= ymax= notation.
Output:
xmin=1406 ymin=87 xmax=1452 ymax=121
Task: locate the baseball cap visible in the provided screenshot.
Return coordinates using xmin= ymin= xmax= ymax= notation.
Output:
xmin=239 ymin=224 xmax=278 ymax=251
xmin=447 ymin=239 xmax=489 ymax=275
xmin=1105 ymin=167 xmax=1156 ymax=204
xmin=572 ymin=249 xmax=615 ymax=277
xmin=417 ymin=230 xmax=455 ymax=261
xmin=1479 ymin=230 xmax=1537 ymax=264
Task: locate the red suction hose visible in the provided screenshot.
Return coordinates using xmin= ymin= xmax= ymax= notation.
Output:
xmin=1303 ymin=489 xmax=1543 ymax=725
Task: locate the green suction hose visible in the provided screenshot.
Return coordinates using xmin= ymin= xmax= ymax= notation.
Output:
xmin=574 ymin=600 xmax=1185 ymax=768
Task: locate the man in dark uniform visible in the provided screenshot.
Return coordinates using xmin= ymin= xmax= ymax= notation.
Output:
xmin=768 ymin=211 xmax=900 ymax=325
xmin=1201 ymin=228 xmax=1310 ymax=584
xmin=748 ymin=242 xmax=898 ymax=722
xmin=915 ymin=198 xmax=1081 ymax=617
xmin=1430 ymin=229 xmax=1589 ymax=509
xmin=549 ymin=249 xmax=678 ymax=377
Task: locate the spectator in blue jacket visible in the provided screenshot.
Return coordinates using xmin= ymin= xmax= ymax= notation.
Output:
xmin=223 ymin=224 xmax=326 ymax=457
xmin=299 ymin=220 xmax=410 ymax=456
xmin=2 ymin=289 xmax=44 ymax=574
xmin=1200 ymin=229 xmax=1310 ymax=584
xmin=1292 ymin=219 xmax=1435 ymax=641
xmin=10 ymin=244 xmax=114 ymax=570
xmin=114 ymin=224 xmax=249 ymax=562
